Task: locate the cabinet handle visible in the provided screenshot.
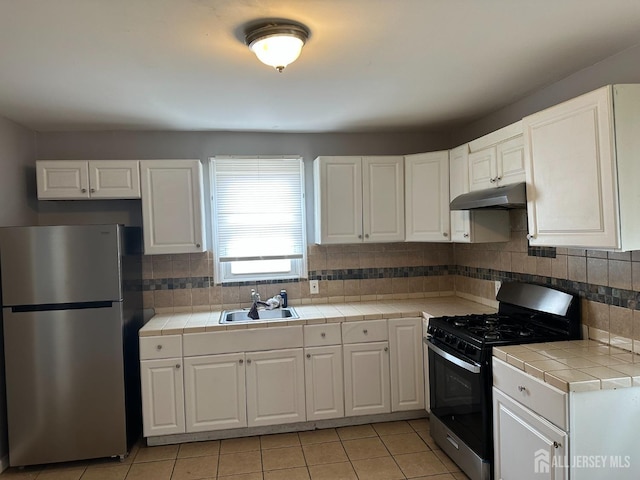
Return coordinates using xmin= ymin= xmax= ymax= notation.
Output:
xmin=363 ymin=329 xmax=368 ymax=334
xmin=358 ymin=234 xmax=362 ymax=239
xmin=526 ymin=234 xmax=535 ymax=240
xmin=463 ymin=233 xmax=469 ymax=238
xmin=365 ymin=234 xmax=369 ymax=239
xmin=306 ymin=353 xmax=311 ymax=359
xmin=517 ymin=385 xmax=527 ymax=392
xmin=81 ymin=188 xmax=87 ymax=193
xmin=239 ymin=359 xmax=243 ymax=364
xmin=489 ymin=177 xmax=496 ymax=183
xmin=156 ymin=345 xmax=163 ymax=350
xmin=497 ymin=176 xmax=502 ymax=181
xmin=384 ymin=347 xmax=388 ymax=352
xmin=553 ymin=441 xmax=561 ymax=449
xmin=247 ymin=359 xmax=252 ymax=364
xmin=90 ymin=188 xmax=96 ymax=193
xmin=175 ymin=364 xmax=181 ymax=369
xmin=196 ymin=243 xmax=201 ymax=248
xmin=321 ymin=332 xmax=326 ymax=338
xmin=443 ymin=232 xmax=448 ymax=237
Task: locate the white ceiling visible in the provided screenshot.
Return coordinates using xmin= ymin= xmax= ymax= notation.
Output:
xmin=1 ymin=0 xmax=640 ymax=133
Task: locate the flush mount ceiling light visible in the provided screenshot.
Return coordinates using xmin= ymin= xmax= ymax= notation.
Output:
xmin=245 ymin=22 xmax=309 ymax=72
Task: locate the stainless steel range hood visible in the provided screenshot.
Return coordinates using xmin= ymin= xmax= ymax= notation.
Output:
xmin=450 ymin=182 xmax=526 ymax=210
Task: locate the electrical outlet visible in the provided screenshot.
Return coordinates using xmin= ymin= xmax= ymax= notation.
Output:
xmin=494 ymin=281 xmax=502 ymax=298
xmin=309 ymin=280 xmax=319 ymax=295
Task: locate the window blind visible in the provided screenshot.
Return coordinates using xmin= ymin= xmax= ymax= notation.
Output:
xmin=212 ymin=158 xmax=305 ymax=262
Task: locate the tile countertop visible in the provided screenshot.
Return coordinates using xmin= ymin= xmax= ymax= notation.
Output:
xmin=494 ymin=342 xmax=640 ymax=393
xmin=139 ymin=296 xmax=497 ymax=337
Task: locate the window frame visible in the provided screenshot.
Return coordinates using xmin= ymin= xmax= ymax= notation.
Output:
xmin=209 ymin=155 xmax=307 ymax=284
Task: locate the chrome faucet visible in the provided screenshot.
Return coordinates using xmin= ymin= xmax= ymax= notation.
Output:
xmin=248 ymin=289 xmax=261 ymax=319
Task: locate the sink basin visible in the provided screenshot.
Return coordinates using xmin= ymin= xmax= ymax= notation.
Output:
xmin=220 ymin=307 xmax=299 ymax=324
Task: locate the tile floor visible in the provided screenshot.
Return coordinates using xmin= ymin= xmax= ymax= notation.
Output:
xmin=0 ymin=419 xmax=470 ymax=480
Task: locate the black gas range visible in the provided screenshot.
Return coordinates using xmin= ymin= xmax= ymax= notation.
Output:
xmin=426 ymin=282 xmax=580 ymax=480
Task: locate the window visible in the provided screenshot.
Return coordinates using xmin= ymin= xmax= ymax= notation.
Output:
xmin=210 ymin=157 xmax=307 ymax=283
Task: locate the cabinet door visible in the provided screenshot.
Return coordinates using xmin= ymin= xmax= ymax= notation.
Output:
xmin=388 ymin=318 xmax=424 ymax=412
xmin=496 ymin=135 xmax=525 ymax=186
xmin=140 ymin=160 xmax=205 ymax=254
xmin=36 ymin=160 xmax=90 ymax=199
xmin=343 ymin=341 xmax=390 ymax=416
xmin=246 ymin=348 xmax=305 ymax=427
xmin=140 ymin=358 xmax=185 ymax=437
xmin=304 ymin=345 xmax=344 ymax=421
xmin=523 ymin=86 xmax=619 ymax=248
xmin=184 ymin=353 xmax=247 ymax=433
xmin=449 ymin=145 xmax=472 ymax=242
xmin=314 ymin=156 xmax=363 ymax=244
xmin=89 ymin=160 xmax=141 ymax=199
xmin=468 ymin=147 xmax=497 ymax=192
xmin=362 ymin=156 xmax=405 ymax=242
xmin=404 ymin=152 xmax=450 ymax=242
xmin=493 ymin=388 xmax=567 ymax=480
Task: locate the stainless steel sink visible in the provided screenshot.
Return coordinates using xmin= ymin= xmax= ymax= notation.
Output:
xmin=220 ymin=307 xmax=299 ymax=324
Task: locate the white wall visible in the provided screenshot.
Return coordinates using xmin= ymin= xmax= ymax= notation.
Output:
xmin=451 ymin=43 xmax=640 ymax=145
xmin=0 ymin=115 xmax=37 ymax=467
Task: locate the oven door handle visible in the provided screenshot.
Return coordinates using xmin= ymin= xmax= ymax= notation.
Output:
xmin=425 ymin=338 xmax=481 ymax=374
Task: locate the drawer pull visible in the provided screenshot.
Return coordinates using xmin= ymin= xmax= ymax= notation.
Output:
xmin=175 ymin=364 xmax=180 ymax=369
xmin=446 ymin=434 xmax=459 ymax=450
xmin=321 ymin=332 xmax=326 ymax=338
xmin=239 ymin=359 xmax=243 ymax=364
xmin=247 ymin=359 xmax=252 ymax=364
xmin=518 ymin=385 xmax=527 ymax=392
xmin=156 ymin=345 xmax=163 ymax=350
xmin=553 ymin=441 xmax=561 ymax=449
xmin=306 ymin=353 xmax=311 ymax=359
xmin=363 ymin=329 xmax=368 ymax=334
xmin=384 ymin=347 xmax=388 ymax=352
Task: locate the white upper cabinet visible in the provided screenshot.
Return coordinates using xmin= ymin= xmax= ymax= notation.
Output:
xmin=404 ymin=151 xmax=450 ymax=242
xmin=449 ymin=145 xmax=511 ymax=243
xmin=314 ymin=156 xmax=404 ymax=244
xmin=140 ymin=159 xmax=205 ymax=255
xmin=523 ymin=84 xmax=640 ymax=250
xmin=468 ymin=121 xmax=525 ymax=191
xmin=36 ymin=160 xmax=141 ymax=199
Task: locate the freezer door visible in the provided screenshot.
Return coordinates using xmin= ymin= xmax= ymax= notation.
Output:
xmin=3 ymin=303 xmax=127 ymax=466
xmin=0 ymin=224 xmax=122 ymax=305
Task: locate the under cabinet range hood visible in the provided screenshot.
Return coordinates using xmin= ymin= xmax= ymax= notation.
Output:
xmin=450 ymin=182 xmax=527 ymax=210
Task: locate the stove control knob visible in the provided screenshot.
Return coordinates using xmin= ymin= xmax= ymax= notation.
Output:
xmin=457 ymin=340 xmax=466 ymax=350
xmin=465 ymin=344 xmax=476 ymax=355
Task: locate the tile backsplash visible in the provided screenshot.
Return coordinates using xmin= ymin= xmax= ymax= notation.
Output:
xmin=141 ymin=209 xmax=640 ymax=350
xmin=453 ymin=209 xmax=640 ymax=349
xmin=142 ymin=242 xmax=455 ymax=312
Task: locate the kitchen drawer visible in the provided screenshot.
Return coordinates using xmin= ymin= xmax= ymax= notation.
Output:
xmin=342 ymin=319 xmax=388 ymax=344
xmin=140 ymin=335 xmax=182 ymax=360
xmin=493 ymin=357 xmax=567 ymax=430
xmin=183 ymin=326 xmax=303 ymax=357
xmin=304 ymin=323 xmax=342 ymax=347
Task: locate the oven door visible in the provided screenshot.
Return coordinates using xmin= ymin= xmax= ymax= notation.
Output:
xmin=427 ymin=338 xmax=490 ymax=459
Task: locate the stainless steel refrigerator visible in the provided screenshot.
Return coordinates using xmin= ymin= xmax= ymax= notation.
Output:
xmin=0 ymin=224 xmax=143 ymax=467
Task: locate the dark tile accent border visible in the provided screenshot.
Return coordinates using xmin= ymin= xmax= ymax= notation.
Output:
xmin=528 ymin=246 xmax=557 ymax=258
xmin=141 ymin=265 xmax=639 ymax=312
xmin=456 ymin=266 xmax=640 ymax=311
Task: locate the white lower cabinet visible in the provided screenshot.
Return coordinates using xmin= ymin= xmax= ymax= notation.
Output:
xmin=140 ymin=358 xmax=185 ymax=437
xmin=343 ymin=341 xmax=391 ymax=416
xmin=493 ymin=388 xmax=567 ymax=480
xmin=304 ymin=345 xmax=344 ymax=421
xmin=388 ymin=318 xmax=424 ymax=411
xmin=493 ymin=357 xmax=640 ymax=480
xmin=245 ymin=348 xmax=306 ymax=427
xmin=184 ymin=353 xmax=247 ymax=432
